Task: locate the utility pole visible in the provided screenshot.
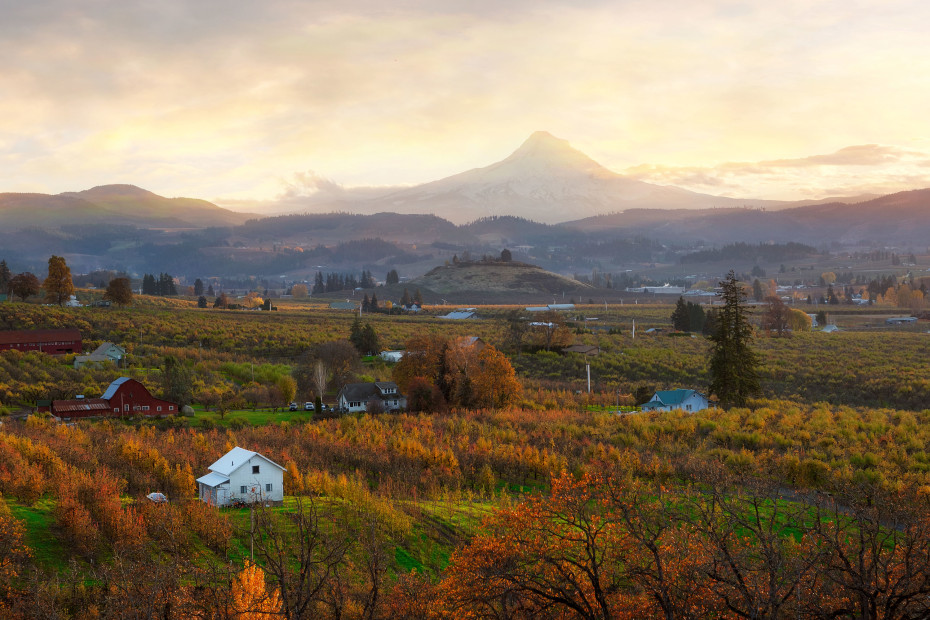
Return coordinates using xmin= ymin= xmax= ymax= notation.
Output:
xmin=632 ymin=319 xmax=635 ymax=339
xmin=586 ymin=363 xmax=591 ymax=393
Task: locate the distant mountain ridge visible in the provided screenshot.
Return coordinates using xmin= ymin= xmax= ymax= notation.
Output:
xmin=0 ymin=184 xmax=254 ymax=229
xmin=564 ymin=188 xmax=930 ymax=244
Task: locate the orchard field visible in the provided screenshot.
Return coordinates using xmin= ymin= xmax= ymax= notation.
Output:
xmin=1 ymin=298 xmax=930 ymax=617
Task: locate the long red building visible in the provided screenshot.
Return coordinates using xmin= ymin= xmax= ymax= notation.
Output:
xmin=0 ymin=329 xmax=82 ymax=355
xmin=52 ymin=377 xmax=179 ymax=419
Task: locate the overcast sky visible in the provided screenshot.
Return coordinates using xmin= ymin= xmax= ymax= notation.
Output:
xmin=2 ymin=0 xmax=928 ymax=208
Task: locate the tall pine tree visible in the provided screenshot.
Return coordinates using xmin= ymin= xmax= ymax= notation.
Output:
xmin=708 ymin=271 xmax=760 ymax=408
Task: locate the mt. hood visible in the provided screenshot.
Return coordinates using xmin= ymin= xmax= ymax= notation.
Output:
xmin=273 ymin=131 xmax=775 ymax=224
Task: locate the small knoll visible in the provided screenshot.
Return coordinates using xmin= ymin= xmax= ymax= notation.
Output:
xmin=410 ymin=260 xmax=592 ymax=295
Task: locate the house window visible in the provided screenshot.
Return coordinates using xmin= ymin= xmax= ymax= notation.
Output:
xmin=113 ymin=408 xmax=119 ymax=413
xmin=157 ymin=406 xmax=162 ymax=411
xmin=686 ymin=405 xmax=692 ymax=411
xmin=169 ymin=406 xmax=174 ymax=410
xmin=142 ymin=406 xmax=149 ymax=411
xmin=240 ymin=485 xmax=247 ymax=494
xmin=252 ymin=465 xmax=260 ymax=474
xmin=266 ymin=483 xmax=272 ymax=492
xmin=124 ymin=405 xmax=129 ymax=412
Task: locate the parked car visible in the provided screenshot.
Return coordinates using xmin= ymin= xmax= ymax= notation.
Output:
xmin=304 ymin=402 xmax=314 ymax=411
xmin=289 ymin=402 xmax=298 ymax=411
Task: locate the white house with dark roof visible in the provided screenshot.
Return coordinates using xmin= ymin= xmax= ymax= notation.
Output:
xmin=337 ymin=381 xmax=406 ymax=413
xmin=640 ymin=389 xmax=711 ymax=413
xmin=196 ymin=446 xmax=285 ymax=507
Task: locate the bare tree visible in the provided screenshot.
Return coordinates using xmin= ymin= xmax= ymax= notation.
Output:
xmin=251 ymin=497 xmax=352 ymax=619
xmin=313 ymin=360 xmax=329 ymax=400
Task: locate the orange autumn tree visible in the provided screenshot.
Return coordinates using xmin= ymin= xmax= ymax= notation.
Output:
xmin=437 ymin=471 xmax=637 ymax=618
xmin=393 ymin=335 xmax=521 ymax=411
xmin=231 ymin=560 xmax=283 ymax=619
xmin=471 ymin=345 xmax=522 ymax=409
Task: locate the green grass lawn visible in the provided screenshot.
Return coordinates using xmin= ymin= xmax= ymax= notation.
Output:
xmin=190 ymin=408 xmax=317 ymax=427
xmin=5 ymin=497 xmax=69 ymax=572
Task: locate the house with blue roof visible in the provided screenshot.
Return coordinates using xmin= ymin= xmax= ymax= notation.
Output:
xmin=640 ymin=389 xmax=711 ymax=413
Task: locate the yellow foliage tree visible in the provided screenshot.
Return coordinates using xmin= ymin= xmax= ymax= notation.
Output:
xmin=230 ymin=560 xmax=282 ymax=619
xmin=786 ymin=308 xmax=813 ymax=332
xmin=43 ymin=255 xmax=74 ymax=306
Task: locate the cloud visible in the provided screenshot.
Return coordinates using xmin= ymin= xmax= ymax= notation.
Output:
xmin=624 ymin=144 xmax=930 ymax=199
xmin=760 ymin=145 xmax=913 ymax=168
xmin=1 ymin=0 xmax=930 ymax=202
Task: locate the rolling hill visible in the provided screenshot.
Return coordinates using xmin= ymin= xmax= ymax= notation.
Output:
xmin=0 ymin=184 xmax=254 ymax=229
xmin=410 ymin=260 xmax=593 ymax=297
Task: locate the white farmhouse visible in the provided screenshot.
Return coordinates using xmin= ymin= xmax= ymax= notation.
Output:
xmin=196 ymin=446 xmax=285 ymax=506
xmin=640 ymin=389 xmax=711 ymax=413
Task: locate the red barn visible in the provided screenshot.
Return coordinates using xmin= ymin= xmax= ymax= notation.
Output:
xmin=0 ymin=329 xmax=82 ymax=355
xmin=52 ymin=377 xmax=179 ymax=419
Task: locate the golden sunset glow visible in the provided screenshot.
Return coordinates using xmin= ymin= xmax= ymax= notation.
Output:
xmin=1 ymin=0 xmax=928 ymax=209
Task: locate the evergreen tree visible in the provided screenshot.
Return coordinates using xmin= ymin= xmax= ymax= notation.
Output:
xmin=708 ymin=271 xmax=760 ymax=408
xmin=207 ymin=284 xmax=215 ymax=297
xmin=414 ymin=289 xmax=423 ymax=306
xmin=312 ymin=272 xmax=325 ymax=295
xmin=362 ymin=294 xmax=371 ymax=313
xmin=687 ymin=301 xmax=706 ymax=333
xmin=197 ymin=295 xmax=208 ymax=308
xmin=671 ymin=297 xmax=690 ymax=331
xmin=400 ymin=288 xmax=412 ymax=307
xmin=0 ymin=260 xmax=11 ymax=294
xmin=386 ymin=269 xmax=399 ymax=285
xmin=361 ymin=323 xmax=379 ymax=355
xmin=500 ymin=248 xmax=512 ymax=262
xmin=141 ymin=274 xmax=156 ymax=295
xmin=193 ymin=278 xmax=204 ymax=296
xmin=369 ymin=293 xmax=379 ymax=311
xmin=349 ymin=318 xmax=380 ymax=354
